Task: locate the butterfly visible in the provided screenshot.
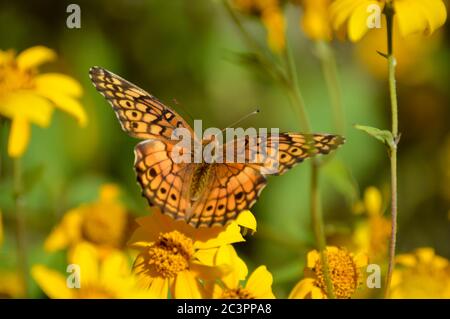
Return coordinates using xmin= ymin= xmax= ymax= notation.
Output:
xmin=89 ymin=66 xmax=345 ymax=228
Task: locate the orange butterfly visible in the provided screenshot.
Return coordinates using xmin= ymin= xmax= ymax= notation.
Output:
xmin=89 ymin=67 xmax=345 ymax=228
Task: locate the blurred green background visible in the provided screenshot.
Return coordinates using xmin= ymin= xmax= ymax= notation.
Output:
xmin=0 ymin=0 xmax=449 ymax=298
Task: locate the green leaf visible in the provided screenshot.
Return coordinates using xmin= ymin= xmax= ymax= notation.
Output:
xmin=225 ymin=51 xmax=262 ymax=68
xmin=376 ymin=50 xmax=388 ymax=59
xmin=354 ymin=124 xmax=395 ymax=149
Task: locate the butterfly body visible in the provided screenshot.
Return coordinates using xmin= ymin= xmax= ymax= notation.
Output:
xmin=190 ymin=163 xmax=215 ymax=201
xmin=89 ymin=66 xmax=345 ymax=228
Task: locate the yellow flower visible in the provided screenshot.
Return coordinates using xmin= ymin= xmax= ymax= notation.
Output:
xmin=390 ymin=247 xmax=450 ymax=298
xmin=32 ymin=242 xmax=154 ymax=298
xmin=129 ymin=210 xmax=256 ymax=299
xmin=0 ymin=271 xmax=26 ymax=298
xmin=0 ymin=46 xmax=87 ymax=157
xmin=232 ymin=0 xmax=286 ymax=53
xmin=44 ymin=184 xmax=131 ymax=256
xmin=299 ymin=0 xmax=333 ymax=41
xmin=208 ymin=245 xmax=275 ymax=298
xmin=353 ymin=187 xmax=391 ymax=260
xmin=289 ymin=246 xmax=368 ymax=299
xmin=330 ymin=0 xmax=447 ymax=42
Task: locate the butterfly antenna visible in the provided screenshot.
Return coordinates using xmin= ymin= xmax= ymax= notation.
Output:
xmin=172 ymin=98 xmax=196 ymax=123
xmin=222 ymin=108 xmax=260 ymax=132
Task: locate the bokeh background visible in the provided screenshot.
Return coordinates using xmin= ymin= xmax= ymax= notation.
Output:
xmin=0 ymin=0 xmax=449 ymax=298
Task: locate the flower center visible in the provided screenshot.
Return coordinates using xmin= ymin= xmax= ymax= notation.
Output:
xmin=313 ymin=249 xmax=360 ymax=299
xmin=81 ymin=204 xmax=127 ymax=248
xmin=0 ymin=53 xmax=35 ymax=97
xmin=221 ymin=287 xmax=255 ymax=299
xmin=146 ymin=230 xmax=195 ymax=278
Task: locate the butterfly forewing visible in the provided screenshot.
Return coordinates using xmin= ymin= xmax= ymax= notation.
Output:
xmin=89 ymin=66 xmax=193 ymax=140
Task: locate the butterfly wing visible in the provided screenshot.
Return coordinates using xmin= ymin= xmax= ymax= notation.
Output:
xmin=134 ymin=139 xmax=194 ymax=221
xmin=89 ymin=66 xmax=193 ymax=140
xmin=224 ymin=133 xmax=345 ymax=175
xmin=184 ymin=133 xmax=345 ymax=227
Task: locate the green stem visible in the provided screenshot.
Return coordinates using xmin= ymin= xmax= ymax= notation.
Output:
xmin=283 ymin=45 xmax=311 ymax=132
xmin=310 ymin=161 xmax=336 ymax=299
xmin=315 ymin=41 xmax=345 ymax=134
xmin=384 ymin=4 xmax=399 ymax=299
xmin=222 ymin=0 xmax=286 ymax=85
xmin=284 ymin=43 xmax=335 ymax=299
xmin=13 ymin=158 xmax=29 ymax=298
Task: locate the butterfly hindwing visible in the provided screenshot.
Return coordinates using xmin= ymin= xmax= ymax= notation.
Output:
xmin=188 ymin=163 xmax=267 ymax=228
xmin=134 ymin=139 xmax=193 ymax=221
xmin=89 ymin=66 xmax=193 ymax=140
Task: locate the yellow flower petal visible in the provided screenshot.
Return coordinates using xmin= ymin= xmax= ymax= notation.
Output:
xmin=0 ymin=271 xmax=25 ymax=298
xmin=414 ymin=0 xmax=447 ymax=35
xmin=245 ymin=266 xmax=275 ymax=298
xmin=415 ymin=247 xmax=436 ymax=263
xmin=364 ymin=186 xmax=382 ymax=216
xmin=69 ymin=243 xmax=99 ymax=286
xmin=311 ymin=286 xmax=327 ymax=299
xmin=16 ymin=46 xmax=56 ymax=70
xmin=128 ymin=225 xmax=159 ymax=247
xmin=190 ymin=262 xmax=230 ymax=281
xmin=36 ymin=90 xmax=87 ymax=126
xmin=0 ymin=91 xmax=53 ymax=127
xmin=147 ymin=276 xmax=169 ymax=298
xmin=8 ymin=116 xmax=30 ymax=158
xmin=194 ymin=247 xmax=217 ymax=266
xmin=99 ymin=184 xmax=121 ymax=201
xmin=261 ymin=7 xmax=286 ymax=53
xmin=330 ymin=0 xmax=366 ymax=31
xmin=195 ymin=222 xmax=245 ymax=250
xmin=35 ymin=73 xmax=83 ymax=98
xmin=44 ymin=208 xmax=83 ymax=252
xmin=174 ymin=270 xmax=203 ymax=299
xmin=31 ymin=265 xmax=74 ymax=299
xmin=301 ymin=0 xmax=333 ymax=41
xmin=130 ymin=212 xmax=175 ymax=245
xmin=0 ymin=49 xmax=14 ymax=64
xmin=99 ymin=251 xmax=129 ymax=284
xmin=215 ymin=245 xmax=248 ymax=289
xmin=395 ymin=0 xmax=428 ymax=36
xmin=348 ymin=1 xmax=378 ymax=42
xmin=395 ymin=0 xmax=447 ymax=37
xmin=306 ymin=249 xmax=320 ymax=268
xmin=354 ymin=252 xmax=369 ymax=267
xmin=395 ymin=254 xmax=417 ymax=267
xmin=236 ymin=210 xmax=257 ymax=233
xmin=289 ymin=278 xmax=316 ymax=299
